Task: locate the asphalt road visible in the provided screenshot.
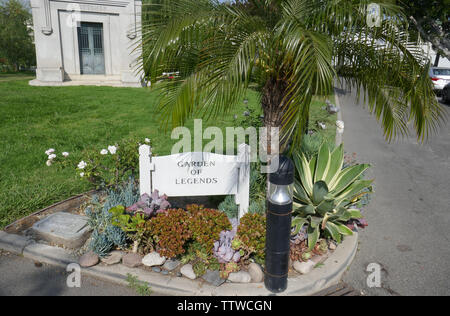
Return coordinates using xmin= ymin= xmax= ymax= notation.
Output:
xmin=0 ymin=250 xmax=139 ymax=296
xmin=337 ymin=85 xmax=450 ymax=296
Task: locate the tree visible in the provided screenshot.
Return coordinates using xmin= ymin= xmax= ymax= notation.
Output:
xmin=404 ymin=0 xmax=450 ymax=63
xmin=140 ymin=0 xmax=445 ymax=152
xmin=0 ymin=0 xmax=35 ymax=71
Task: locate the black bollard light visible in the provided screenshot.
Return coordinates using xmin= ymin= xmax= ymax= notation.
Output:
xmin=265 ymin=155 xmax=294 ymax=293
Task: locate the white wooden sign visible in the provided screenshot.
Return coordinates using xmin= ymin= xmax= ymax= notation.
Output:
xmin=139 ymin=144 xmax=250 ymax=219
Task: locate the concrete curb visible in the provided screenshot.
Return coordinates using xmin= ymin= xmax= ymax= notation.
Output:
xmin=1 ymin=230 xmax=358 ymax=296
xmin=0 ymin=231 xmax=33 ymax=255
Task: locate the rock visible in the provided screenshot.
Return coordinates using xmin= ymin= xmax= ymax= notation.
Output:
xmin=293 ymin=260 xmax=315 ymax=275
xmin=163 ymin=259 xmax=181 ymax=271
xmin=248 ymin=263 xmax=264 ymax=283
xmin=122 ymin=253 xmax=143 ymax=268
xmin=180 ymin=264 xmax=196 ymax=280
xmin=79 ymin=251 xmax=99 ymax=267
xmin=202 ymin=270 xmax=226 ymax=287
xmin=329 ymin=242 xmax=337 ymax=250
xmin=327 ymin=105 xmax=340 ymax=114
xmin=142 ymin=252 xmax=166 ymax=267
xmin=176 ymin=272 xmax=182 ymax=277
xmin=152 ymin=266 xmax=161 ymax=273
xmin=228 ymin=271 xmax=251 ymax=283
xmin=162 ymin=270 xmax=169 ymax=276
xmin=100 ymin=251 xmax=124 ymax=265
xmin=318 ymin=122 xmax=326 ymax=129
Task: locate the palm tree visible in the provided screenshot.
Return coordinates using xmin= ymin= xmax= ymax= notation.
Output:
xmin=139 ymin=0 xmax=445 ymax=152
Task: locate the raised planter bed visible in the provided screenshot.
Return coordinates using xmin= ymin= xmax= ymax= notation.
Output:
xmin=0 ymin=192 xmax=359 ymax=296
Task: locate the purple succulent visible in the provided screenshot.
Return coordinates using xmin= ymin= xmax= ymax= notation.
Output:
xmin=213 ymin=218 xmax=241 ymax=263
xmin=291 ymin=226 xmax=308 ymax=245
xmin=126 ymin=190 xmax=171 ymax=216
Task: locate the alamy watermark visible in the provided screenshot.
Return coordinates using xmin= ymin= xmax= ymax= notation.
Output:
xmin=66 ymin=263 xmax=81 ymax=288
xmin=171 ymin=119 xmax=280 ymax=173
xmin=366 ymin=263 xmax=382 ymax=288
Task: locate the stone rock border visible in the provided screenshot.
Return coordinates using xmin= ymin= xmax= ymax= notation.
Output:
xmin=0 ymin=229 xmax=358 ymax=296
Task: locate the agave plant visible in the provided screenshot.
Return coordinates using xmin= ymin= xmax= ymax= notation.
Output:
xmin=292 ymin=143 xmax=373 ymax=250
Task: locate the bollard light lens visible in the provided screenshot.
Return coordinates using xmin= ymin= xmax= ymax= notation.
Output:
xmin=268 ymin=184 xmax=293 ymax=205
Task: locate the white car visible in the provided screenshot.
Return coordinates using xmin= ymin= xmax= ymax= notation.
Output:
xmin=429 ymin=67 xmax=450 ymax=95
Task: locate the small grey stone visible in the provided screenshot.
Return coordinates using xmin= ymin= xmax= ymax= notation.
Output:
xmin=180 ymin=264 xmax=196 ymax=280
xmin=228 ymin=271 xmax=251 ymax=283
xmin=293 ymin=260 xmax=315 ymax=275
xmin=79 ymin=251 xmax=99 ymax=267
xmin=100 ymin=250 xmax=124 ymax=265
xmin=152 ymin=266 xmax=161 ymax=273
xmin=329 ymin=242 xmax=337 ymax=250
xmin=248 ymin=263 xmax=264 ymax=283
xmin=202 ymin=270 xmax=226 ymax=287
xmin=162 ymin=270 xmax=169 ymax=276
xmin=163 ymin=259 xmax=181 ymax=271
xmin=122 ymin=253 xmax=143 ymax=268
xmin=142 ymin=252 xmax=166 ymax=267
xmin=176 ymin=272 xmax=182 ymax=277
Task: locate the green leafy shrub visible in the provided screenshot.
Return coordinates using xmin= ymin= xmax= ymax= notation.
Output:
xmin=292 ymin=143 xmax=373 ymax=250
xmin=147 ymin=209 xmax=191 ymax=258
xmin=233 ymin=213 xmax=266 ymax=263
xmin=78 ymin=138 xmax=142 ymax=188
xmin=49 ymin=137 xmax=147 ymax=188
xmin=186 ymin=204 xmax=231 ymax=252
xmin=109 ymin=205 xmax=152 ymax=253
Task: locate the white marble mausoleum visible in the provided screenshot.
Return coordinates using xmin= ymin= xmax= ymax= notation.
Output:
xmin=29 ymin=0 xmax=142 ymax=87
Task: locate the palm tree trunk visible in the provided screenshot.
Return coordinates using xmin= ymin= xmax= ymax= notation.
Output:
xmin=261 ymin=78 xmax=288 ymax=155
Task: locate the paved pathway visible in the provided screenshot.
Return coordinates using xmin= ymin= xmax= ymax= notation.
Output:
xmin=0 ymin=250 xmax=139 ymax=296
xmin=337 ymin=85 xmax=450 ymax=295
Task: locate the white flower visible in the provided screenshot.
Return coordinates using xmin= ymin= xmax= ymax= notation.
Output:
xmin=145 ymin=138 xmax=150 ymax=143
xmin=100 ymin=149 xmax=108 ymax=155
xmin=80 ymin=172 xmax=85 ymax=177
xmin=45 ymin=148 xmax=55 ymax=155
xmin=108 ymin=145 xmax=117 ymax=155
xmin=46 ymin=160 xmax=52 ymax=167
xmin=48 ymin=154 xmax=56 ymax=160
xmin=77 ymin=161 xmax=87 ymax=169
xmin=62 ymin=152 xmax=69 ymax=157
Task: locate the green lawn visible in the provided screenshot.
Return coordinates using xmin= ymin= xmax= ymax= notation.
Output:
xmin=0 ymin=76 xmax=334 ymax=229
xmin=308 ymin=95 xmax=337 ymax=145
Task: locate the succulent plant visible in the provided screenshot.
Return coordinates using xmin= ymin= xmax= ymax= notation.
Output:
xmin=126 ymin=190 xmax=171 ymax=216
xmin=213 ymin=218 xmax=241 ymax=264
xmin=301 ymin=251 xmax=312 ymax=261
xmin=220 ymin=262 xmax=239 ymax=279
xmin=290 ymin=226 xmax=308 ymax=245
xmin=292 ymin=143 xmax=373 ymax=250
